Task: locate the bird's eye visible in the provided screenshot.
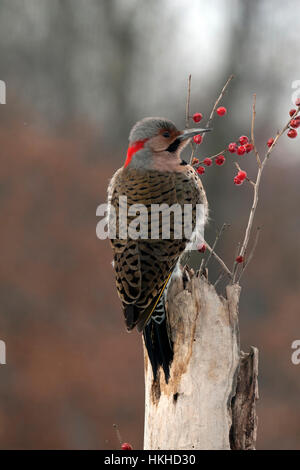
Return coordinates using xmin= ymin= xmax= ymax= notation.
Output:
xmin=162 ymin=131 xmax=170 ymax=138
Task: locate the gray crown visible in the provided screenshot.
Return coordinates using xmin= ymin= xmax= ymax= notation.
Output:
xmin=129 ymin=117 xmax=177 ymax=143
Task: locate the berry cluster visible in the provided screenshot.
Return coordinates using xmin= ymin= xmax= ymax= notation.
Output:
xmin=228 ymin=136 xmax=253 ymax=156
xmin=193 ymin=132 xmax=251 ymax=182
xmin=267 ymin=106 xmax=300 ymax=146
xmin=191 ymin=99 xmax=299 ymax=195
xmin=234 ymin=170 xmax=247 ymax=186
xmin=287 ymin=108 xmax=300 ymax=139
xmin=188 ymin=80 xmax=300 ymax=279
xmin=192 ymin=100 xmax=300 ymax=189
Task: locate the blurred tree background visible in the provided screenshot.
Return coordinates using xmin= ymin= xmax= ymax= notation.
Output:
xmin=0 ymin=0 xmax=299 ymax=449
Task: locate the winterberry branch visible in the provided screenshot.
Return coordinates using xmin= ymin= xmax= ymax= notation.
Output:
xmin=192 ymin=149 xmax=226 ymax=168
xmin=184 ymin=75 xmax=299 ymax=286
xmin=188 ymin=74 xmax=234 ymax=164
xmin=263 ymin=105 xmax=299 ymax=162
xmin=233 ymin=161 xmax=255 ymax=187
xmin=232 ymin=168 xmax=261 ymax=282
xmin=237 ymin=227 xmax=261 ymax=282
xmin=232 ymin=104 xmax=300 ymax=283
xmin=206 ymin=74 xmax=234 ymax=131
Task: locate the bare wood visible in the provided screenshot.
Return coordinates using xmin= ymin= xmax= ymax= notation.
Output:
xmin=143 ymin=269 xmax=258 ymax=450
xmin=230 ymin=347 xmax=259 ymax=450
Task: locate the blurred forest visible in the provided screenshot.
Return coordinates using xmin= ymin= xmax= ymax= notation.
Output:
xmin=0 ymin=0 xmax=300 ymax=449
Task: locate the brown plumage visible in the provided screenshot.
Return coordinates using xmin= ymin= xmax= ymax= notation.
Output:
xmin=109 ymin=165 xmax=207 ymax=330
xmin=108 ymin=117 xmax=209 ymax=380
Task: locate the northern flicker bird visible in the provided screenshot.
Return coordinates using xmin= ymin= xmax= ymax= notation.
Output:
xmin=108 ymin=117 xmax=209 ymax=381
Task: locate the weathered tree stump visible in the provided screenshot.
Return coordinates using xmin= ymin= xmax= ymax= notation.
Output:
xmin=143 ymin=270 xmax=258 ymax=450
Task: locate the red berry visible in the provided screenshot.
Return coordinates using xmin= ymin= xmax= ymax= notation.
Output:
xmin=203 ymin=158 xmax=212 ymax=166
xmin=295 ymin=98 xmax=300 ymax=106
xmin=215 ymin=155 xmax=225 ymax=166
xmin=193 ymin=134 xmax=203 ymax=144
xmin=288 ymin=128 xmax=297 ymax=138
xmin=236 ymin=256 xmax=244 ymax=263
xmin=196 ymin=166 xmax=205 ymax=175
xmin=267 ymin=138 xmax=274 ymax=148
xmin=234 ymin=176 xmax=243 ymax=185
xmin=290 ymin=119 xmax=300 ymax=129
xmin=239 ymin=135 xmax=249 ymax=145
xmin=217 ymin=106 xmax=227 ymax=116
xmin=289 ymin=108 xmax=297 ymax=117
xmin=245 ymin=143 xmax=253 ymax=153
xmin=228 ymin=142 xmax=237 ymax=153
xmin=193 ymin=112 xmax=203 ymax=123
xmin=197 ymin=243 xmax=206 ymax=253
xmin=237 ymin=170 xmax=247 ymax=181
xmin=192 ymin=157 xmax=199 ymax=165
xmin=237 ymin=145 xmax=246 ymax=156
xmin=122 ymin=443 xmax=133 ymax=450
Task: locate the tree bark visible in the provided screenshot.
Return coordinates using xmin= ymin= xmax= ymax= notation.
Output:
xmin=143 ymin=269 xmax=258 ymax=450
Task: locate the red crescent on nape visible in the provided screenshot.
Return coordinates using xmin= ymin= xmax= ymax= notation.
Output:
xmin=124 ymin=139 xmax=148 ymax=168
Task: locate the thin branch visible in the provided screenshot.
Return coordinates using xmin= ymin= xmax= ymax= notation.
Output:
xmin=214 ymin=271 xmax=224 ymax=288
xmin=204 ymin=223 xmax=229 ymax=269
xmin=251 ymin=94 xmax=262 ymax=168
xmin=197 ymin=258 xmax=205 ymax=278
xmin=232 ymin=241 xmax=241 ymax=275
xmin=185 ymin=75 xmax=196 ymax=165
xmin=206 ymin=74 xmax=234 ymax=130
xmin=192 ymin=149 xmax=226 ymax=167
xmin=205 ymin=240 xmax=233 ymax=279
xmin=113 ymin=424 xmax=122 ymax=446
xmin=185 ymin=74 xmax=192 ymax=128
xmin=232 ymin=174 xmax=260 ymax=282
xmin=189 ymin=142 xmax=196 ymax=165
xmin=238 ymin=227 xmax=261 ymax=282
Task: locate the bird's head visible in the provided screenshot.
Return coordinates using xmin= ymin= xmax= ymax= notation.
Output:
xmin=124 ymin=117 xmax=211 ymax=171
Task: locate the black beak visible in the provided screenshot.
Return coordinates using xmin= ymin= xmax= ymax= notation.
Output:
xmin=178 ymin=128 xmax=212 ymax=141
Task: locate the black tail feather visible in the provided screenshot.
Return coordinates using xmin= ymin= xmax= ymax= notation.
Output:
xmin=143 ymin=316 xmax=173 ymax=382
